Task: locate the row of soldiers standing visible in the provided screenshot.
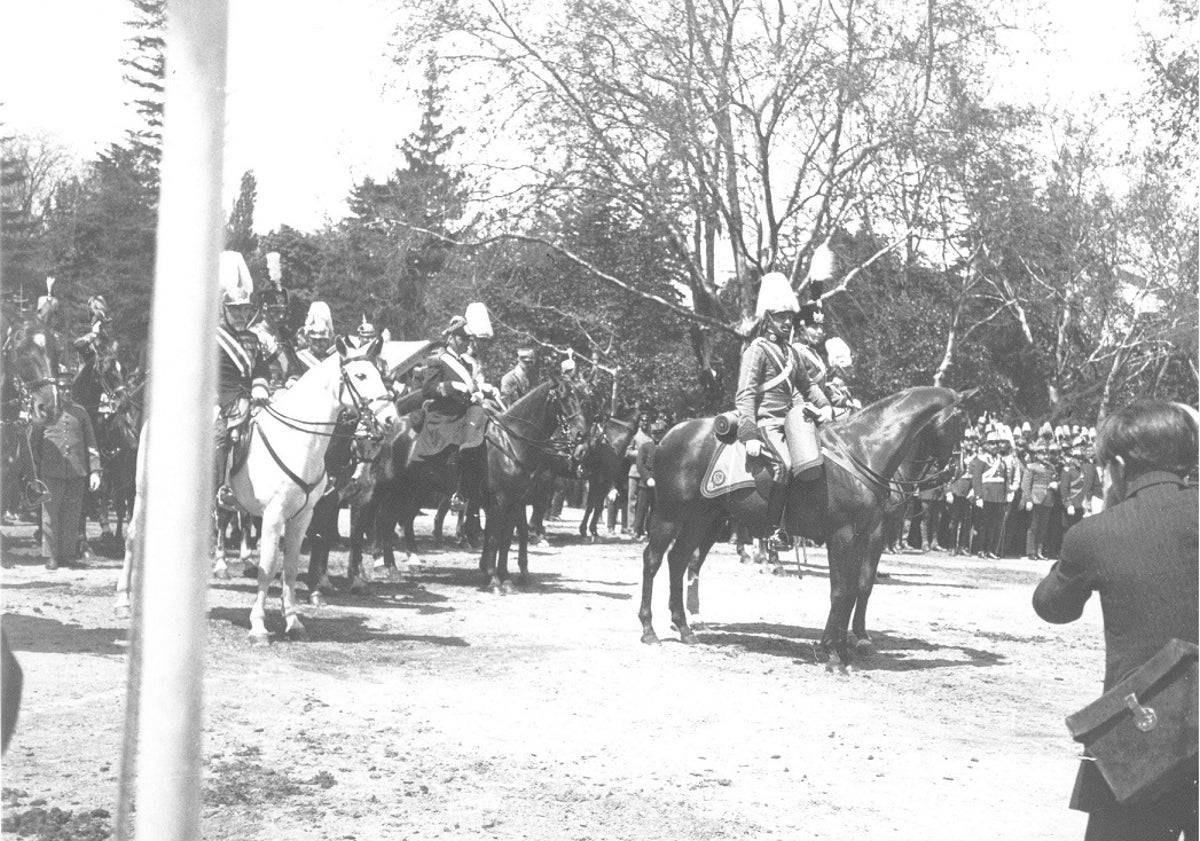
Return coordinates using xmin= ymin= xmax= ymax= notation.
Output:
xmin=899 ymin=420 xmax=1101 ymax=560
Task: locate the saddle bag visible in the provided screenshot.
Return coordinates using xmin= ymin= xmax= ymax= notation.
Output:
xmin=1066 ymin=638 xmax=1199 ymax=805
xmin=713 ymin=411 xmax=740 ymax=444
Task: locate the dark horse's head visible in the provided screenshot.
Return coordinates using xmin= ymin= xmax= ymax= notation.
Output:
xmin=897 ymin=388 xmax=974 ymax=488
xmin=3 ymin=305 xmax=61 ymax=423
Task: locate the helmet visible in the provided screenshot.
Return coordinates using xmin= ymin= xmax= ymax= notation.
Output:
xmin=754 ymin=272 xmax=799 ymax=318
xmin=517 ymin=347 xmax=536 ymax=363
xmin=560 ymin=357 xmax=577 ymax=375
xmin=304 ymin=302 xmax=333 ymax=339
xmin=825 ymin=336 xmax=852 ymax=369
xmin=464 ymin=302 xmax=493 ymax=339
xmin=357 ymin=315 xmax=378 ymax=342
xmin=88 ymin=295 xmax=111 ymax=323
xmin=266 ymin=252 xmax=283 ymax=283
xmin=1038 ymin=421 xmax=1053 ymax=439
xmin=219 ymin=251 xmax=255 ymax=330
xmin=442 ymin=315 xmax=468 ymax=339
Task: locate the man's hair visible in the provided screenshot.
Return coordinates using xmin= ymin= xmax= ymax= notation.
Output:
xmin=1095 ymin=399 xmax=1198 ymax=478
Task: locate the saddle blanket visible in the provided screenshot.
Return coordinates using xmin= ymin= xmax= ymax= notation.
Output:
xmin=701 ymin=441 xmax=761 ymax=499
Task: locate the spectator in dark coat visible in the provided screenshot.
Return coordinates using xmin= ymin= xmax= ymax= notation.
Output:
xmin=1033 ymin=399 xmax=1198 ymax=841
xmin=631 ymin=421 xmax=663 ymax=539
xmin=32 ymin=390 xmax=101 ymax=569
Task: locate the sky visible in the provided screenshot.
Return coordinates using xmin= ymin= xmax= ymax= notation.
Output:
xmin=0 ymin=0 xmax=1157 ymax=234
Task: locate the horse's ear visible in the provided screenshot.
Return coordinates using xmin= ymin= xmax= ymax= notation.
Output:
xmin=957 ymin=387 xmax=979 ymax=402
xmin=365 ymin=336 xmax=383 ymax=360
xmin=335 ymin=336 xmax=348 ymax=358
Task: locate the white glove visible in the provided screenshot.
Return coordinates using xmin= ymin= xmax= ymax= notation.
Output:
xmin=815 ymin=404 xmax=833 ymax=424
xmin=1024 ymin=501 xmax=1033 ymax=511
xmin=646 ymin=478 xmax=655 ymax=488
xmin=745 ymin=440 xmax=762 ymax=458
xmin=1067 ymin=505 xmax=1076 ymax=517
xmin=470 ymin=391 xmax=484 ymax=404
xmin=945 ymin=493 xmax=953 ymax=504
xmin=975 ymin=499 xmax=984 ymax=510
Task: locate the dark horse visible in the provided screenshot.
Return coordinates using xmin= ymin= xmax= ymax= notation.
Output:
xmin=577 ymin=408 xmax=639 ymax=540
xmin=357 ymin=378 xmax=591 ymax=591
xmin=638 ymin=386 xmax=967 ymax=666
xmin=2 ymin=305 xmax=61 ymax=517
xmin=72 ymin=346 xmax=143 ymax=545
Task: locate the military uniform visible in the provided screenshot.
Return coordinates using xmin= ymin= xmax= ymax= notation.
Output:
xmin=970 ymin=440 xmax=1010 ymax=558
xmin=1021 ymin=448 xmax=1060 ymax=559
xmin=500 ymin=360 xmax=536 ymax=406
xmin=32 ymin=402 xmax=100 ymax=567
xmin=410 ymin=344 xmax=487 ymax=464
xmin=735 ymin=335 xmax=828 ymax=473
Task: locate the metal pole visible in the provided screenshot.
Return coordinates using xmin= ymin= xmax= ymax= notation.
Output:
xmin=133 ymin=1 xmax=228 ymax=839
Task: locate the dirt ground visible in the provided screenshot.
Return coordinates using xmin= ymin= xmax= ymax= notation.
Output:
xmin=1 ymin=507 xmax=1106 ymax=840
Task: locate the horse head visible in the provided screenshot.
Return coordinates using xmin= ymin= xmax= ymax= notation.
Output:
xmin=898 ymin=390 xmax=972 ymax=489
xmin=550 ymin=376 xmax=592 ymax=467
xmin=5 ymin=315 xmax=61 ymax=423
xmin=334 ymin=336 xmax=400 ymax=434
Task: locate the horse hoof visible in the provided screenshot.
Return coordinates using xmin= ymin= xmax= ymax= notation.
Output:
xmin=854 ymin=638 xmax=875 ymax=657
xmin=739 ymin=551 xmax=753 ymax=564
xmin=770 ymin=564 xmax=786 ymax=577
xmin=813 ymin=643 xmax=830 ymax=663
xmin=500 ymin=580 xmax=515 ymax=595
xmin=242 ymin=564 xmax=260 ymax=579
xmin=248 ymin=631 xmax=270 ymax=646
xmin=285 ymin=623 xmax=307 ymax=641
xmin=679 ymin=630 xmax=700 ymax=646
xmin=689 ymin=615 xmax=705 ymax=631
xmin=640 ymin=631 xmax=660 ymax=645
xmin=348 ymin=577 xmax=368 ymax=593
xmin=213 ymin=565 xmax=231 ymax=581
xmin=317 ymin=575 xmax=334 ymax=591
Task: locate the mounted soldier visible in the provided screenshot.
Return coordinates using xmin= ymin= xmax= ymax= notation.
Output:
xmin=250 ymin=251 xmax=298 ymax=392
xmin=296 ymin=302 xmax=336 ymax=374
xmin=352 ymin=316 xmax=379 ymax=350
xmin=792 ymin=302 xmax=859 ymax=420
xmin=408 ymin=303 xmax=496 ymax=509
xmin=214 ymin=251 xmax=272 ymax=511
xmin=500 ymin=346 xmax=539 ymax=406
xmin=735 ymin=272 xmax=831 ymax=533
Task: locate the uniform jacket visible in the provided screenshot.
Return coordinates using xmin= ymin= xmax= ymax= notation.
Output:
xmin=970 ymin=452 xmax=1010 ymax=504
xmin=635 ymin=438 xmax=657 ymax=486
xmin=34 ymin=402 xmax=100 ymax=480
xmin=1020 ymin=458 xmax=1060 ymax=507
xmin=948 ymin=452 xmax=974 ymax=496
xmin=1058 ymin=460 xmax=1096 ymax=509
xmin=735 ymin=335 xmax=828 ymax=442
xmin=625 ymin=429 xmax=652 ymax=479
xmin=1033 ymin=471 xmax=1198 ymax=812
xmin=499 ymin=364 xmax=534 ymax=406
xmin=420 ymin=348 xmax=478 ymax=417
xmin=217 ymin=325 xmax=272 ymax=410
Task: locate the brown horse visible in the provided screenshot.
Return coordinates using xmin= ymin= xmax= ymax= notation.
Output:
xmin=352 ymin=378 xmax=592 ymax=591
xmin=638 ymin=386 xmax=968 ymax=666
xmin=577 ymin=409 xmax=640 ymax=540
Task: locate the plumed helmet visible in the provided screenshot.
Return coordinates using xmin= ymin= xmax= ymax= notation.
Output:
xmin=442 ymin=315 xmax=468 ymax=338
xmin=357 ymin=315 xmax=378 ymax=341
xmin=963 ymin=426 xmax=979 ymax=440
xmin=218 ymin=251 xmax=254 ymax=306
xmin=755 ymin=272 xmax=799 ymax=318
xmin=1054 ymin=424 xmax=1068 ymax=440
xmin=825 ymin=336 xmax=852 ymax=369
xmin=1021 ymin=421 xmax=1033 ymax=435
xmin=303 ymin=302 xmax=333 ymax=338
xmin=985 ymin=426 xmax=1004 ymax=444
xmin=796 ymin=302 xmax=824 ymax=327
xmin=808 ymin=240 xmax=837 ymax=283
xmin=464 ymin=302 xmax=493 ymax=338
xmin=266 ymin=252 xmax=283 ymax=283
xmin=36 ymin=276 xmax=58 ymax=315
xmin=88 ymin=295 xmax=110 ymax=322
xmin=560 ymin=356 xmax=577 ymax=374
xmin=1038 ymin=421 xmax=1054 ymax=439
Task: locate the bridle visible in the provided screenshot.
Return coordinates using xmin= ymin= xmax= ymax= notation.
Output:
xmin=484 ymin=379 xmax=589 ymax=468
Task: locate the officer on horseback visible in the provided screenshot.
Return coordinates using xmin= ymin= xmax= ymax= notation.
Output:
xmin=296 ymin=301 xmax=336 ymax=373
xmin=250 ymin=252 xmax=297 ymax=392
xmin=793 ymin=302 xmax=859 ymax=420
xmin=352 ymin=315 xmax=379 ymax=350
xmin=410 ymin=303 xmax=495 ymax=508
xmin=500 ymin=347 xmax=539 ymax=406
xmin=735 ymin=272 xmax=831 ymax=528
xmin=214 ymin=251 xmax=271 ymax=511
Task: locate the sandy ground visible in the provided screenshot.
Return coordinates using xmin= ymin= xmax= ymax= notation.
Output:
xmin=1 ymin=507 xmax=1106 ymax=840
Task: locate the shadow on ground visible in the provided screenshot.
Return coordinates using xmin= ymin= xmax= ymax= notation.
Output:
xmin=3 ymin=612 xmax=127 ymax=656
xmin=207 ymin=606 xmax=468 ymax=647
xmin=698 ymin=621 xmax=1006 ymax=671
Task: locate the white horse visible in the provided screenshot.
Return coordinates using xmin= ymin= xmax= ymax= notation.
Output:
xmin=117 ymin=336 xmax=399 ymax=643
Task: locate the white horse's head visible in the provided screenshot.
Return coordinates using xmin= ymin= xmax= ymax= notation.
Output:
xmin=335 ymin=335 xmax=400 ymax=432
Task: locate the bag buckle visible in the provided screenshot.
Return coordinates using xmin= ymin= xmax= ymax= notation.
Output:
xmin=1124 ymin=693 xmax=1158 ymax=732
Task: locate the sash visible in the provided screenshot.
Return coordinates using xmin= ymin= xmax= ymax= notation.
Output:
xmin=440 ymin=351 xmax=475 ymax=390
xmin=297 ymin=348 xmax=327 ymax=371
xmin=755 ymin=340 xmax=795 ymax=395
xmin=217 ymin=327 xmax=254 ymax=379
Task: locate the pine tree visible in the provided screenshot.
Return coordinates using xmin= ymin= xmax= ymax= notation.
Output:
xmin=225 ymin=170 xmax=258 ymax=255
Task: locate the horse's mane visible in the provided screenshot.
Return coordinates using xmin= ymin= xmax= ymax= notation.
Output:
xmin=505 ymin=379 xmax=554 ymax=420
xmin=828 ymin=386 xmax=958 ymax=437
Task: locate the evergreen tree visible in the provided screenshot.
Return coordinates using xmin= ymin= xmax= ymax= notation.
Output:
xmin=225 ymin=170 xmax=258 ymax=255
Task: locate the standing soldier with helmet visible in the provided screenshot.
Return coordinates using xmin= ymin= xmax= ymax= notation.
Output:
xmin=945 ymin=427 xmax=977 ymax=555
xmin=971 ymin=426 xmax=1011 ymax=559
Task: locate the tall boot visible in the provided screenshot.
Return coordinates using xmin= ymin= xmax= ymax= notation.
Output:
xmin=214 ymin=431 xmax=237 ymax=511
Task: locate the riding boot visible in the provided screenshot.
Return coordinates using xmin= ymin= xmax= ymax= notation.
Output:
xmin=214 ymin=432 xmax=237 ymax=511
xmin=766 ymin=481 xmax=788 ymax=533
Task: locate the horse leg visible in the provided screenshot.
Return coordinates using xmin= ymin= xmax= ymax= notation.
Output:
xmin=479 ymin=506 xmax=498 ymax=586
xmin=249 ymin=509 xmax=285 ymax=644
xmin=685 ymin=517 xmax=725 ymax=630
xmin=374 ymin=500 xmax=400 ymax=576
xmin=305 ymin=495 xmax=335 ymax=607
xmin=851 ymin=525 xmax=887 ymax=657
xmin=494 ymin=514 xmax=517 ymax=594
xmin=515 ymin=512 xmax=529 ymax=583
xmin=433 ymin=495 xmax=449 ymax=544
xmin=667 ymin=519 xmax=707 ymax=645
xmin=115 ymin=489 xmax=143 ymax=619
xmin=347 ymin=497 xmax=375 ymax=591
xmin=280 ymin=512 xmax=313 ymax=641
xmin=818 ymin=525 xmax=864 ymax=668
xmin=212 ymin=509 xmax=232 ymax=580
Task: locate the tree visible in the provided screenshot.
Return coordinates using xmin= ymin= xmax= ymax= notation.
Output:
xmin=225 ymin=170 xmax=258 ymax=255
